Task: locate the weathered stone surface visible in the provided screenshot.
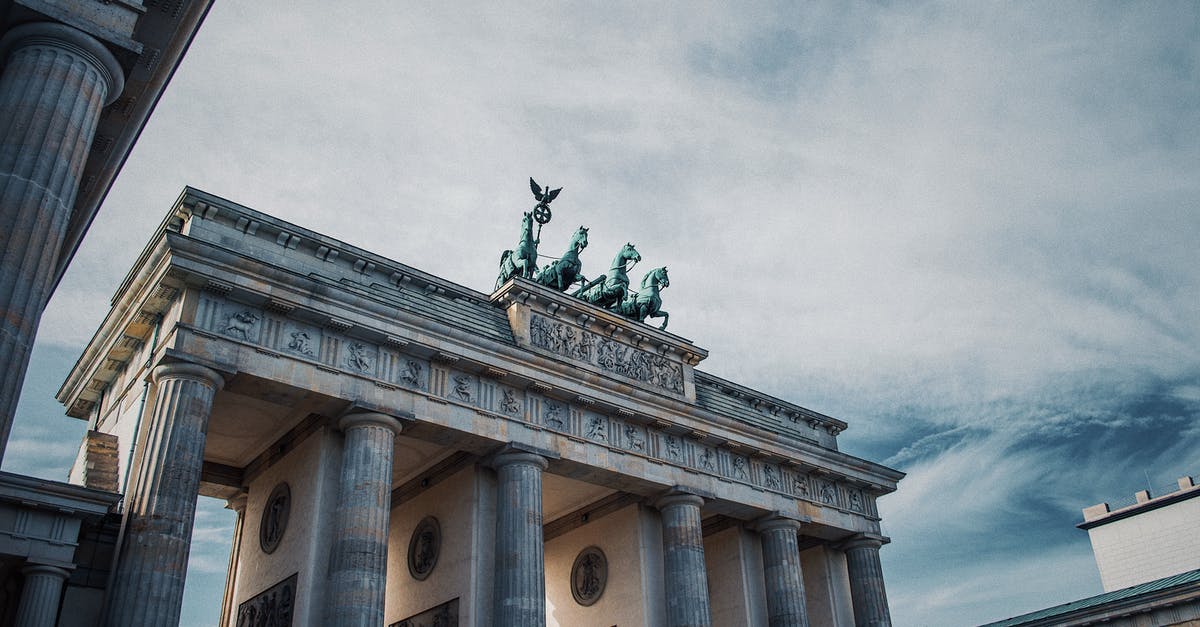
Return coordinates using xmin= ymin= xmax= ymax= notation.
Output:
xmin=844 ymin=536 xmax=892 ymax=627
xmin=80 ymin=430 xmax=119 ymax=492
xmin=655 ymin=492 xmax=712 ymax=627
xmin=326 ymin=412 xmax=402 ymax=627
xmin=0 ymin=21 xmax=123 ymax=465
xmin=14 ymin=564 xmax=71 ymax=627
xmin=491 ymin=450 xmax=548 ymax=627
xmin=104 ymin=363 xmax=223 ymax=627
xmin=757 ymin=517 xmax=809 ymax=627
xmin=219 ymin=492 xmax=248 ymax=627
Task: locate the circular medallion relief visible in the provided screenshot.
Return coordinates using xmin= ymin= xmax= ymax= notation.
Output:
xmin=570 ymin=546 xmax=608 ymax=606
xmin=259 ymin=482 xmax=291 ymax=554
xmin=407 ymin=516 xmax=441 ymax=580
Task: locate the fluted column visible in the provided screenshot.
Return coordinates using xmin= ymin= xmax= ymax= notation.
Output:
xmin=654 ymin=491 xmax=712 ymax=627
xmin=0 ymin=22 xmax=125 ymax=463
xmin=756 ymin=517 xmax=809 ymax=627
xmin=218 ymin=492 xmax=248 ymax=627
xmin=491 ymin=449 xmax=548 ymax=627
xmin=14 ymin=564 xmax=71 ymax=627
xmin=843 ymin=535 xmax=892 ymax=627
xmin=104 ymin=363 xmax=224 ymax=627
xmin=326 ymin=412 xmax=402 ymax=627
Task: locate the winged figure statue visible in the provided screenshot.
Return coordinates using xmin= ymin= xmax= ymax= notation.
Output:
xmin=530 ymin=178 xmax=562 ymax=206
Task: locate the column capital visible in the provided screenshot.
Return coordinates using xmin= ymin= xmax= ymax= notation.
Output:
xmin=0 ymin=22 xmax=124 ymax=104
xmin=653 ymin=489 xmax=705 ymax=511
xmin=337 ymin=411 xmax=403 ymax=435
xmin=753 ymin=514 xmax=806 ymax=534
xmin=152 ymin=362 xmax=225 ymax=390
xmin=490 ymin=450 xmax=548 ymax=472
xmin=225 ymin=491 xmax=249 ymax=514
xmin=840 ymin=533 xmax=888 ymax=552
xmin=20 ymin=563 xmax=72 ymax=579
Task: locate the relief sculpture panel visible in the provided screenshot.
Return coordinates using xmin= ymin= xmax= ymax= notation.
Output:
xmin=236 ymin=573 xmax=296 ymax=627
xmin=529 ymin=314 xmax=684 ymax=394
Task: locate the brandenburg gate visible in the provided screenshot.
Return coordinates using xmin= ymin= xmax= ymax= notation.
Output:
xmin=59 ymin=186 xmax=903 ymax=626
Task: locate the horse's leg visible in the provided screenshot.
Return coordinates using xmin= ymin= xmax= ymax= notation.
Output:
xmin=650 ymin=310 xmax=669 ymax=330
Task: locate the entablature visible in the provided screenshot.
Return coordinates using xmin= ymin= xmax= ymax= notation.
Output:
xmin=58 ymin=187 xmax=904 ymax=523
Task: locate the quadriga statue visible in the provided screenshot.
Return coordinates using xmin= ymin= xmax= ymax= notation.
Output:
xmin=614 ymin=266 xmax=670 ymax=330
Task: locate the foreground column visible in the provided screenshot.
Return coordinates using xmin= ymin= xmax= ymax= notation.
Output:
xmin=655 ymin=491 xmax=712 ymax=627
xmin=14 ymin=564 xmax=71 ymax=627
xmin=492 ymin=449 xmax=548 ymax=627
xmin=757 ymin=517 xmax=809 ymax=627
xmin=843 ymin=535 xmax=892 ymax=627
xmin=326 ymin=412 xmax=402 ymax=627
xmin=105 ymin=363 xmax=224 ymax=627
xmin=0 ymin=22 xmax=125 ymax=463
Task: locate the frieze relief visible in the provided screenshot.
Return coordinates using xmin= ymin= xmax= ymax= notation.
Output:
xmin=529 ymin=314 xmax=684 ymax=394
xmin=390 ymin=597 xmax=459 ymax=627
xmin=499 ymin=387 xmax=522 ymax=415
xmin=192 ymin=293 xmax=876 ymax=517
xmin=236 ymin=573 xmax=296 ymax=627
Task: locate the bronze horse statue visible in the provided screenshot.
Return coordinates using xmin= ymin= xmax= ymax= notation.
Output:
xmin=616 ymin=266 xmax=670 ymax=330
xmin=574 ymin=242 xmax=641 ymax=309
xmin=536 ymin=226 xmax=589 ymax=291
xmin=496 ymin=211 xmax=539 ymax=290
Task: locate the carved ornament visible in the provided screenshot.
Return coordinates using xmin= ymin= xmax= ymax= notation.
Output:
xmin=259 ymin=482 xmax=290 ymax=554
xmin=570 ymin=546 xmax=608 ymax=606
xmin=407 ymin=516 xmax=441 ymax=581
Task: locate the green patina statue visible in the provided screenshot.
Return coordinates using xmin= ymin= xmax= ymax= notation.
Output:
xmin=614 ymin=266 xmax=670 ymax=330
xmin=496 ymin=178 xmax=562 ymax=290
xmin=495 ymin=211 xmax=540 ymax=290
xmin=535 ymin=226 xmax=589 ymax=291
xmin=574 ymin=242 xmax=641 ymax=309
xmin=498 ymin=178 xmax=673 ymax=330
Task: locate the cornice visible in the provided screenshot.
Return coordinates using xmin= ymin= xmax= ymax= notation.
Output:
xmin=61 ymin=187 xmax=905 ymax=497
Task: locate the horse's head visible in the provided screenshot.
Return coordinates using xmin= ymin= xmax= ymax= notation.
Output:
xmin=642 ymin=266 xmax=669 ymax=289
xmin=571 ymin=226 xmax=589 ymax=252
xmin=520 ymin=211 xmax=533 ymax=233
xmin=619 ymin=242 xmax=642 ymax=264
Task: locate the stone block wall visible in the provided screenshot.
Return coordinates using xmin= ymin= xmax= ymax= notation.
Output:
xmin=385 ymin=465 xmax=495 ymax=627
xmin=233 ymin=427 xmax=342 ymax=626
xmin=704 ymin=525 xmax=767 ymax=626
xmin=545 ymin=504 xmax=661 ymax=627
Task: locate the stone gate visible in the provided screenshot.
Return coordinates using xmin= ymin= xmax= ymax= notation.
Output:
xmin=59 ymin=187 xmax=904 ymax=627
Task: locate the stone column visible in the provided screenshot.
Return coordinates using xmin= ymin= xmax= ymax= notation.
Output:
xmin=104 ymin=363 xmax=224 ymax=627
xmin=654 ymin=491 xmax=712 ymax=627
xmin=756 ymin=517 xmax=809 ymax=627
xmin=14 ymin=563 xmax=71 ymax=627
xmin=843 ymin=535 xmax=892 ymax=627
xmin=218 ymin=492 xmax=248 ymax=627
xmin=491 ymin=449 xmax=548 ymax=627
xmin=0 ymin=22 xmax=125 ymax=463
xmin=326 ymin=412 xmax=402 ymax=627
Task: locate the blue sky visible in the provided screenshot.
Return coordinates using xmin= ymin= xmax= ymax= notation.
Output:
xmin=5 ymin=2 xmax=1199 ymax=625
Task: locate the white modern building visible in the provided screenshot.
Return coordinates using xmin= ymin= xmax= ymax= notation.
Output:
xmin=984 ymin=475 xmax=1200 ymax=627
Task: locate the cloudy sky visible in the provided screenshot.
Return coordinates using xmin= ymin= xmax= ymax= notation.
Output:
xmin=6 ymin=2 xmax=1199 ymax=625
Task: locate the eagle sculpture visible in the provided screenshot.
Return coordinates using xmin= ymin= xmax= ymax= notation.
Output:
xmin=530 ymin=178 xmax=562 ymax=205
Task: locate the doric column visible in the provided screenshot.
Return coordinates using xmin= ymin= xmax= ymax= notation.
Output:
xmin=843 ymin=535 xmax=892 ymax=627
xmin=756 ymin=517 xmax=809 ymax=627
xmin=0 ymin=22 xmax=125 ymax=463
xmin=104 ymin=363 xmax=224 ymax=627
xmin=218 ymin=492 xmax=249 ymax=627
xmin=326 ymin=412 xmax=402 ymax=627
xmin=491 ymin=449 xmax=548 ymax=627
xmin=14 ymin=564 xmax=71 ymax=627
xmin=654 ymin=491 xmax=712 ymax=627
